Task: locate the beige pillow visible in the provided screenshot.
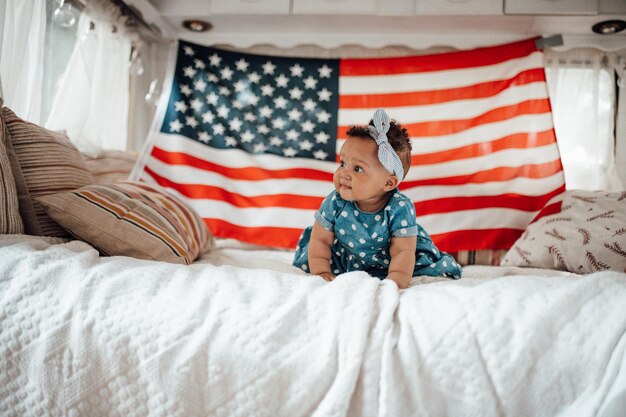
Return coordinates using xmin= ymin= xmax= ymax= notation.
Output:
xmin=82 ymin=150 xmax=137 ymax=184
xmin=0 ymin=100 xmax=23 ymax=234
xmin=3 ymin=107 xmax=94 ymax=237
xmin=36 ymin=181 xmax=213 ymax=264
xmin=501 ymin=190 xmax=626 ymax=273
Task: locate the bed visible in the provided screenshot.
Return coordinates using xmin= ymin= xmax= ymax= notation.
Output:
xmin=1 ymin=233 xmax=626 ymax=417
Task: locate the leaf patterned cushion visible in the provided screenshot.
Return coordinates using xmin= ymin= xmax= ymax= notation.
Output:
xmin=501 ymin=190 xmax=626 ymax=273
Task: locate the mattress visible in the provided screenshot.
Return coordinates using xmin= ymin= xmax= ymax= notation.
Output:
xmin=1 ymin=234 xmax=625 ymax=417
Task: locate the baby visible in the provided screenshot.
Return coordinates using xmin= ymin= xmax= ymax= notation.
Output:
xmin=293 ymin=108 xmax=461 ymax=288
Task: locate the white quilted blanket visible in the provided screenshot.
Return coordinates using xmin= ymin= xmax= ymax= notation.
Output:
xmin=1 ymin=235 xmax=625 ymax=417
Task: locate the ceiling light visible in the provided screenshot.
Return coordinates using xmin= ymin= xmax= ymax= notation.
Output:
xmin=591 ymin=20 xmax=626 ymax=35
xmin=182 ymin=19 xmax=212 ymax=33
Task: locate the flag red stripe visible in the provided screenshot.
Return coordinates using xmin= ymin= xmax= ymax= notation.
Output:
xmin=413 ymin=185 xmax=565 ymax=216
xmin=145 ymin=166 xmax=324 ymax=210
xmin=339 ymin=68 xmax=547 ymax=109
xmin=340 ymin=38 xmax=539 ymax=76
xmin=431 ymin=228 xmax=525 ymax=252
xmin=401 ymin=159 xmax=563 ymax=187
xmin=150 ymin=146 xmax=333 ymax=182
xmin=411 ymin=129 xmax=557 ymax=164
xmin=338 ymin=99 xmax=552 ymax=138
xmin=205 ymin=218 xmax=304 ymax=249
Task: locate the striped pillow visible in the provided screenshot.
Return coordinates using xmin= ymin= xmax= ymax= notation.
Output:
xmin=35 ymin=181 xmax=213 ymax=264
xmin=0 ymin=101 xmax=23 ymax=234
xmin=3 ymin=107 xmax=94 ymax=237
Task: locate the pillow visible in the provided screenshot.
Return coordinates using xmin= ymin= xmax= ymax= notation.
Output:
xmin=0 ymin=99 xmax=23 ymax=234
xmin=82 ymin=150 xmax=137 ymax=184
xmin=501 ymin=190 xmax=626 ymax=273
xmin=2 ymin=107 xmax=94 ymax=237
xmin=35 ymin=181 xmax=213 ymax=264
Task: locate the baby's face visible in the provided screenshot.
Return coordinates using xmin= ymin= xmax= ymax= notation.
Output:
xmin=334 ymin=136 xmax=395 ymax=210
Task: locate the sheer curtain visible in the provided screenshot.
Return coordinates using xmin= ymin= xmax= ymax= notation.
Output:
xmin=616 ymin=54 xmax=626 ymax=189
xmin=45 ymin=0 xmax=134 ymax=153
xmin=544 ymin=49 xmax=623 ymax=191
xmin=0 ymin=0 xmax=46 ymax=123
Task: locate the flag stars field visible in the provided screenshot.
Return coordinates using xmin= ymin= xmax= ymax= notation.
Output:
xmin=161 ymin=42 xmax=339 ymax=161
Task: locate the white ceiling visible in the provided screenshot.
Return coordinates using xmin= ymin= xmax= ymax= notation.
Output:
xmin=126 ymin=0 xmax=626 ymax=50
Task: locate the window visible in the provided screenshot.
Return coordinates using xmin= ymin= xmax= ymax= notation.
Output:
xmin=544 ymin=52 xmax=620 ymax=190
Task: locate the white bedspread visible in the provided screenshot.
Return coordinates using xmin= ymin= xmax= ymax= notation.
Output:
xmin=1 ymin=235 xmax=625 ymax=417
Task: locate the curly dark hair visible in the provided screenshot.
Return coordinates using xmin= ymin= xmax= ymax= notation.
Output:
xmin=346 ymin=119 xmax=412 ymax=177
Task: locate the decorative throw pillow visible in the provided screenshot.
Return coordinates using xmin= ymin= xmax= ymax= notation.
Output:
xmin=0 ymin=99 xmax=23 ymax=234
xmin=35 ymin=181 xmax=213 ymax=264
xmin=501 ymin=190 xmax=626 ymax=273
xmin=3 ymin=107 xmax=94 ymax=237
xmin=82 ymin=150 xmax=137 ymax=184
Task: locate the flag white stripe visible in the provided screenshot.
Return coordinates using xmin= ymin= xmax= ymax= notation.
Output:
xmin=418 ymin=207 xmax=550 ymax=235
xmin=339 ymin=52 xmax=544 ymax=94
xmin=403 ymin=172 xmax=565 ymax=202
xmin=153 ymin=133 xmax=337 ymax=172
xmin=187 ymin=198 xmax=316 ymax=229
xmin=407 ymin=143 xmax=560 ymax=180
xmin=408 ymin=114 xmax=555 ymax=151
xmin=338 ymin=82 xmax=549 ymax=125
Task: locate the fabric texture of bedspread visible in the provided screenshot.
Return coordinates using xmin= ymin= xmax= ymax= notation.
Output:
xmin=1 ymin=235 xmax=625 ymax=417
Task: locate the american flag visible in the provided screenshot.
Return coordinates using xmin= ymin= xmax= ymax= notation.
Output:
xmin=134 ymin=38 xmax=565 ymax=251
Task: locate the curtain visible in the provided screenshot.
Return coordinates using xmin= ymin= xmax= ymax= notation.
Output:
xmin=544 ymin=49 xmax=623 ymax=191
xmin=0 ymin=0 xmax=46 ymax=124
xmin=45 ymin=2 xmax=132 ymax=153
xmin=616 ymin=55 xmax=626 ymax=189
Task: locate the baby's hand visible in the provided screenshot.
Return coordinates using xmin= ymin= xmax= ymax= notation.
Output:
xmin=386 ymin=272 xmax=411 ymax=289
xmin=318 ymin=272 xmax=336 ymax=282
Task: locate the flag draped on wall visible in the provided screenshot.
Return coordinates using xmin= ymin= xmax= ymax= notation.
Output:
xmin=133 ymin=38 xmax=565 ymax=251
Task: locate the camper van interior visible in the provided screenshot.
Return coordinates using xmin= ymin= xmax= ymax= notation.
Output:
xmin=1 ymin=0 xmax=626 ymax=416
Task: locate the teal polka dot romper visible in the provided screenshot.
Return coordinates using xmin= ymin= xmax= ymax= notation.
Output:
xmin=293 ymin=190 xmax=462 ymax=280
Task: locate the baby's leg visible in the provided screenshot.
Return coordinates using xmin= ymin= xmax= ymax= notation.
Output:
xmin=413 ymin=237 xmax=462 ymax=279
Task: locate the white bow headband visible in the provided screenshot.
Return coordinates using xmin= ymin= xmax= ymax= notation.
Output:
xmin=367 ymin=108 xmax=404 ymax=182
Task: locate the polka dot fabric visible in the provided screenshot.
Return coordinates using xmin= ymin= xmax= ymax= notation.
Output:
xmin=293 ymin=190 xmax=461 ymax=279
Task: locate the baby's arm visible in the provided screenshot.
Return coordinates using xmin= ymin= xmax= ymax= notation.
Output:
xmin=387 ymin=236 xmax=417 ymax=289
xmin=308 ymin=221 xmax=336 ymax=281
